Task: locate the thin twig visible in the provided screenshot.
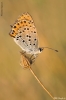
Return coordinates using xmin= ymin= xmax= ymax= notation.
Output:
xmin=20 ymin=53 xmax=55 ymax=100
xmin=29 ymin=67 xmax=55 ymax=100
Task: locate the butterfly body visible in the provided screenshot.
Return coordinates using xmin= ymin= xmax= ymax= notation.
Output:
xmin=9 ymin=13 xmax=43 ymax=54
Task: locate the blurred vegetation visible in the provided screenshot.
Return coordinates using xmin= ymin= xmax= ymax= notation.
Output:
xmin=0 ymin=0 xmax=66 ymax=100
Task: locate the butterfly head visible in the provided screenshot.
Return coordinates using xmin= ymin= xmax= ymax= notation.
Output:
xmin=39 ymin=47 xmax=44 ymax=53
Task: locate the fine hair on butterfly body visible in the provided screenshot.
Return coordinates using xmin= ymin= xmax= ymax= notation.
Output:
xmin=9 ymin=12 xmax=44 ymax=55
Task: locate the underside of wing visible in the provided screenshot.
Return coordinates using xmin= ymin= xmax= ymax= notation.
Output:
xmin=9 ymin=12 xmax=39 ymax=52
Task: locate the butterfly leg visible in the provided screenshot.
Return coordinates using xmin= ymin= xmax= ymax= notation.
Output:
xmin=29 ymin=54 xmax=37 ymax=63
xmin=30 ymin=54 xmax=38 ymax=60
xmin=30 ymin=54 xmax=34 ymax=59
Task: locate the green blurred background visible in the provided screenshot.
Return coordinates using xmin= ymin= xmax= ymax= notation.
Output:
xmin=0 ymin=0 xmax=66 ymax=100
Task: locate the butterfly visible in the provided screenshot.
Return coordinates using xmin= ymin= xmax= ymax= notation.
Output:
xmin=9 ymin=12 xmax=44 ymax=55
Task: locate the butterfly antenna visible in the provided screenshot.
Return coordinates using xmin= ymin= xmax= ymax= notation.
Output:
xmin=44 ymin=47 xmax=58 ymax=52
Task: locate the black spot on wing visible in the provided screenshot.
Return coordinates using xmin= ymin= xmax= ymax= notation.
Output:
xmin=14 ymin=26 xmax=16 ymax=28
xmin=27 ymin=28 xmax=29 ymax=30
xmin=19 ymin=31 xmax=22 ymax=33
xmin=28 ymin=39 xmax=31 ymax=41
xmin=21 ymin=21 xmax=23 ymax=24
xmin=17 ymin=23 xmax=19 ymax=25
xmin=34 ymin=38 xmax=37 ymax=41
xmin=29 ymin=36 xmax=31 ymax=38
xmin=23 ymin=30 xmax=25 ymax=32
xmin=23 ymin=40 xmax=25 ymax=42
xmin=34 ymin=31 xmax=36 ymax=33
xmin=24 ymin=28 xmax=26 ymax=30
xmin=17 ymin=37 xmax=19 ymax=38
xmin=24 ymin=21 xmax=26 ymax=23
xmin=13 ymin=30 xmax=15 ymax=32
xmin=28 ymin=22 xmax=30 ymax=24
xmin=12 ymin=32 xmax=14 ymax=34
xmin=19 ymin=35 xmax=21 ymax=37
xmin=26 ymin=35 xmax=29 ymax=37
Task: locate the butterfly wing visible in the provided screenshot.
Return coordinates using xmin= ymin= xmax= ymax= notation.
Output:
xmin=9 ymin=13 xmax=39 ymax=53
